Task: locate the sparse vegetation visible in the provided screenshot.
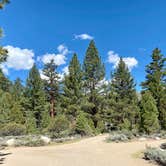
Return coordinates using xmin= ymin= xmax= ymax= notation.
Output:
xmin=144 ymin=146 xmax=166 ymax=166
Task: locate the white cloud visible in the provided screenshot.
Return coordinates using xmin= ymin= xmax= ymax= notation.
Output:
xmin=74 ymin=34 xmax=94 ymax=40
xmin=0 ymin=45 xmax=35 ymax=74
xmin=41 ymin=53 xmax=66 ymax=66
xmin=123 ymin=57 xmax=138 ymax=70
xmin=57 ymin=44 xmax=69 ymax=55
xmin=62 ymin=66 xmax=69 ymax=75
xmin=40 ymin=44 xmax=69 ymax=66
xmin=108 ymin=50 xmax=138 ymax=70
xmin=39 ymin=69 xmax=49 ymax=80
xmin=0 ymin=64 xmax=9 ymax=75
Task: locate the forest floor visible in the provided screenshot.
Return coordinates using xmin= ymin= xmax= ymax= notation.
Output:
xmin=2 ymin=134 xmax=166 ymax=166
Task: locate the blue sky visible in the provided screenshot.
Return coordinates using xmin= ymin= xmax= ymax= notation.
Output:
xmin=0 ymin=0 xmax=166 ymax=91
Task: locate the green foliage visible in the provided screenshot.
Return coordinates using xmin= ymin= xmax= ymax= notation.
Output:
xmin=106 ymin=130 xmax=135 ymax=143
xmin=43 ymin=59 xmax=59 ymax=118
xmin=141 ymin=48 xmax=166 ymax=129
xmin=144 ymin=147 xmax=166 ymax=166
xmin=140 ymin=91 xmax=160 ymax=134
xmin=62 ymin=54 xmax=83 ymax=121
xmin=110 ymin=58 xmax=139 ymax=130
xmin=0 ymin=123 xmax=26 ymax=136
xmin=83 ymin=40 xmax=105 ymax=128
xmin=24 ymin=63 xmax=47 ymax=128
xmin=75 ymin=112 xmax=94 ymax=136
xmin=23 ymin=139 xmax=46 ymax=147
xmin=0 ymin=91 xmax=12 ymax=126
xmin=48 ymin=115 xmax=70 ymax=137
xmin=25 ymin=112 xmax=37 ymax=133
xmin=0 ymin=69 xmax=12 ymax=92
xmin=0 ymin=0 xmax=10 ymax=9
xmin=9 ymin=102 xmax=24 ymax=124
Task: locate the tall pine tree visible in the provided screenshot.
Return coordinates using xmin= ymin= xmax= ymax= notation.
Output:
xmin=62 ymin=53 xmax=83 ymax=121
xmin=43 ymin=59 xmax=59 ymax=118
xmin=110 ymin=58 xmax=139 ymax=130
xmin=141 ymin=48 xmax=166 ymax=129
xmin=24 ymin=63 xmax=46 ymax=129
xmin=140 ymin=91 xmax=159 ymax=134
xmin=83 ymin=40 xmax=105 ymax=128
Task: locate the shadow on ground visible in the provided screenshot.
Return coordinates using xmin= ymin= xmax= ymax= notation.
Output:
xmin=0 ymin=148 xmax=12 ymax=165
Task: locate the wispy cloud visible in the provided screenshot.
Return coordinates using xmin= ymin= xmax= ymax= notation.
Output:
xmin=108 ymin=50 xmax=138 ymax=70
xmin=74 ymin=33 xmax=94 ymax=40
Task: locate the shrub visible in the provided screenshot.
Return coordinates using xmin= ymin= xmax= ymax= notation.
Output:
xmin=75 ymin=112 xmax=94 ymax=136
xmin=144 ymin=147 xmax=166 ymax=166
xmin=106 ymin=130 xmax=135 ymax=143
xmin=0 ymin=123 xmax=26 ymax=136
xmin=23 ymin=139 xmax=46 ymax=147
xmin=48 ymin=115 xmax=70 ymax=138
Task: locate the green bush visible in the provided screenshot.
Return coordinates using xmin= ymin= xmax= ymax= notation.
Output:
xmin=0 ymin=123 xmax=26 ymax=136
xmin=48 ymin=115 xmax=70 ymax=138
xmin=23 ymin=139 xmax=46 ymax=147
xmin=106 ymin=130 xmax=135 ymax=143
xmin=144 ymin=147 xmax=166 ymax=166
xmin=75 ymin=112 xmax=94 ymax=136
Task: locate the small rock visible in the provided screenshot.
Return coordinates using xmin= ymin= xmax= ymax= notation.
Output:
xmin=40 ymin=136 xmax=51 ymax=144
xmin=139 ymin=137 xmax=147 ymax=141
xmin=6 ymin=139 xmax=15 ymax=146
xmin=155 ymin=137 xmax=160 ymax=140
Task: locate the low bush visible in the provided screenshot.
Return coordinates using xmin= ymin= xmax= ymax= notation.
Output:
xmin=23 ymin=139 xmax=46 ymax=147
xmin=75 ymin=112 xmax=94 ymax=136
xmin=0 ymin=123 xmax=26 ymax=136
xmin=144 ymin=147 xmax=166 ymax=166
xmin=106 ymin=130 xmax=135 ymax=143
xmin=47 ymin=115 xmax=70 ymax=138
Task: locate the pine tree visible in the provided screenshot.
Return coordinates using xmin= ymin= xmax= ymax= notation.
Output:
xmin=0 ymin=90 xmax=12 ymax=127
xmin=83 ymin=40 xmax=105 ymax=128
xmin=11 ymin=78 xmax=24 ymax=102
xmin=0 ymin=69 xmax=12 ymax=92
xmin=24 ymin=63 xmax=47 ymax=128
xmin=0 ymin=0 xmax=9 ymax=9
xmin=140 ymin=91 xmax=159 ymax=134
xmin=62 ymin=53 xmax=83 ymax=121
xmin=141 ymin=48 xmax=166 ymax=129
xmin=0 ymin=0 xmax=9 ymax=63
xmin=110 ymin=58 xmax=139 ymax=130
xmin=43 ymin=59 xmax=59 ymax=118
xmin=9 ymin=102 xmax=24 ymax=124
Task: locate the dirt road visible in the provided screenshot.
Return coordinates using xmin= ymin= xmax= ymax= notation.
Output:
xmin=2 ymin=135 xmax=165 ymax=166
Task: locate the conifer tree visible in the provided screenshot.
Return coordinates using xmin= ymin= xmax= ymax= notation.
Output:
xmin=43 ymin=59 xmax=59 ymax=118
xmin=141 ymin=48 xmax=166 ymax=129
xmin=0 ymin=69 xmax=11 ymax=92
xmin=24 ymin=63 xmax=46 ymax=128
xmin=11 ymin=78 xmax=24 ymax=101
xmin=0 ymin=0 xmax=9 ymax=63
xmin=140 ymin=91 xmax=159 ymax=134
xmin=0 ymin=0 xmax=9 ymax=9
xmin=83 ymin=40 xmax=105 ymax=128
xmin=0 ymin=90 xmax=12 ymax=127
xmin=110 ymin=58 xmax=139 ymax=130
xmin=62 ymin=53 xmax=83 ymax=121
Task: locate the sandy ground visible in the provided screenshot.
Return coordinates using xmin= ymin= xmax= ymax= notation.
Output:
xmin=1 ymin=134 xmax=166 ymax=166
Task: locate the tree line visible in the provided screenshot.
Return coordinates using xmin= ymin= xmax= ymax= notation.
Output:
xmin=0 ymin=1 xmax=165 ymax=136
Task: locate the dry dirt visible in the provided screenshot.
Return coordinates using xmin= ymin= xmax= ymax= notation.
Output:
xmin=2 ymin=134 xmax=166 ymax=166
